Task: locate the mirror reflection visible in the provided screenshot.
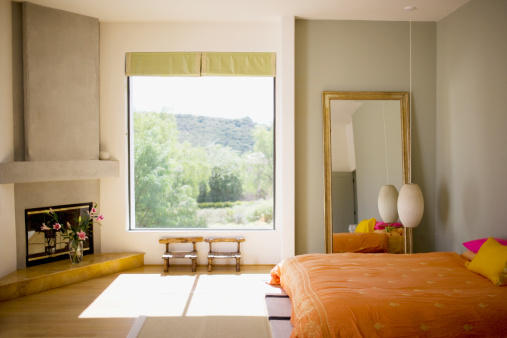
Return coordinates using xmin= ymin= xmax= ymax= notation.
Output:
xmin=330 ymin=100 xmax=402 ymax=233
xmin=323 ymin=92 xmax=410 ymax=253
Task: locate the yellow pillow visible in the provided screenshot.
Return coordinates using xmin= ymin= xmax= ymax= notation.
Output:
xmin=355 ymin=218 xmax=376 ymax=233
xmin=466 ymin=237 xmax=507 ymax=286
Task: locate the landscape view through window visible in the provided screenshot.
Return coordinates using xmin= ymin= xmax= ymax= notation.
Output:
xmin=129 ymin=76 xmax=275 ymax=230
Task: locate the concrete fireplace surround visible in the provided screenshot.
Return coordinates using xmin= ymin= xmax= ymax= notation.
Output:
xmin=1 ymin=2 xmax=119 ymax=269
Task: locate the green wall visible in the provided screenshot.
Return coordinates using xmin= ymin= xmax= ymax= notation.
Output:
xmin=295 ymin=20 xmax=437 ymax=254
xmin=436 ymin=0 xmax=507 ymax=251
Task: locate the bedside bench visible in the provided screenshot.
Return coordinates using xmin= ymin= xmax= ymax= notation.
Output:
xmin=159 ymin=237 xmax=203 ymax=272
xmin=204 ymin=238 xmax=245 ymax=272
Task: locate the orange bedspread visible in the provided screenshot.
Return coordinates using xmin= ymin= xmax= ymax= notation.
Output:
xmin=332 ymin=233 xmax=388 ymax=253
xmin=270 ymin=252 xmax=507 ymax=337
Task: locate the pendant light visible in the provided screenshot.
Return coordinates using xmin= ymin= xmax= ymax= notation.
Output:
xmin=398 ymin=6 xmax=424 ymax=254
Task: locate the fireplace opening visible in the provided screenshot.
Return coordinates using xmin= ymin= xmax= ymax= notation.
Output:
xmin=25 ymin=203 xmax=94 ymax=267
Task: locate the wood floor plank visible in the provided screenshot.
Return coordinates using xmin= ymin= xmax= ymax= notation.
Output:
xmin=0 ymin=265 xmax=275 ymax=337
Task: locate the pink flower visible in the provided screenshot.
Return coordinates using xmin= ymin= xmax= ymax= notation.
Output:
xmin=97 ymin=214 xmax=104 ymax=221
xmin=41 ymin=223 xmax=51 ymax=231
xmin=77 ymin=230 xmax=88 ymax=240
xmin=91 ymin=207 xmax=96 ymax=213
xmin=53 ymin=223 xmax=62 ymax=230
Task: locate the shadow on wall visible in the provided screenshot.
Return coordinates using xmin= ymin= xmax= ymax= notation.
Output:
xmin=462 ymin=178 xmax=480 ymax=235
xmin=437 ymin=181 xmax=449 ymax=226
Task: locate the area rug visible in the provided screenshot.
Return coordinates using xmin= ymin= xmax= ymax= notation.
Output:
xmin=128 ymin=315 xmax=272 ymax=338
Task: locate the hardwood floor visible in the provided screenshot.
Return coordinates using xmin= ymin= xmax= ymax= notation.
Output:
xmin=0 ymin=265 xmax=277 ymax=337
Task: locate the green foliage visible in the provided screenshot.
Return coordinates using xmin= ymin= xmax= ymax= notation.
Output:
xmin=206 ymin=166 xmax=243 ymax=202
xmin=197 ymin=144 xmax=245 ymax=203
xmin=196 ymin=199 xmax=272 ymax=229
xmin=196 ymin=181 xmax=209 ymax=204
xmin=133 ymin=111 xmax=205 ymax=228
xmin=175 ymin=114 xmax=255 ymax=154
xmin=132 ymin=110 xmax=274 ymax=229
xmin=246 ymin=198 xmax=274 ymax=223
xmin=197 ymin=201 xmax=246 ymax=209
xmin=241 ymin=125 xmax=274 ymax=199
xmin=205 ymin=143 xmax=243 ymax=173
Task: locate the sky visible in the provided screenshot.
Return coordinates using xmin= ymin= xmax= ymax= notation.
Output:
xmin=130 ymin=76 xmax=274 ymax=125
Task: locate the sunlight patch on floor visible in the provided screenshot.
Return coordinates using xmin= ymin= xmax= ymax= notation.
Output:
xmin=79 ymin=274 xmax=196 ymax=318
xmin=79 ymin=272 xmax=280 ymax=319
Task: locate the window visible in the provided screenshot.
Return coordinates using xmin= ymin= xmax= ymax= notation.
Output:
xmin=128 ymin=76 xmax=275 ymax=230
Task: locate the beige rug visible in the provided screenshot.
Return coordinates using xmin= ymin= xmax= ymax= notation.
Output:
xmin=128 ymin=315 xmax=272 ymax=338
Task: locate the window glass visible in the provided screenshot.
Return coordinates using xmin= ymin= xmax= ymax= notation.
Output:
xmin=128 ymin=76 xmax=274 ymax=230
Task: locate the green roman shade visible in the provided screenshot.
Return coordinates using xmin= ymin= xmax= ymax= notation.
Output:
xmin=125 ymin=52 xmax=276 ymax=77
xmin=202 ymin=52 xmax=276 ymax=77
xmin=125 ymin=52 xmax=201 ymax=76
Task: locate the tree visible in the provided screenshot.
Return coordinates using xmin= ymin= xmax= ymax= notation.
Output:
xmin=133 ymin=111 xmax=205 ymax=228
xmin=242 ymin=125 xmax=273 ymax=199
xmin=206 ymin=166 xmax=243 ymax=202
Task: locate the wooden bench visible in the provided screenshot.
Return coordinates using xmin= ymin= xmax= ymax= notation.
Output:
xmin=158 ymin=237 xmax=203 ymax=272
xmin=204 ymin=238 xmax=245 ymax=272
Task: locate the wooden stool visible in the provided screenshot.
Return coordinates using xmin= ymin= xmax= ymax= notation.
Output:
xmin=204 ymin=238 xmax=245 ymax=272
xmin=159 ymin=237 xmax=203 ymax=272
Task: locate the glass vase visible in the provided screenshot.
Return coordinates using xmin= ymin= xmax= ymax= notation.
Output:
xmin=68 ymin=239 xmax=84 ymax=264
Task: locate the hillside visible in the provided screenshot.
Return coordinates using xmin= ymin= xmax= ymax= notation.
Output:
xmin=174 ymin=114 xmax=256 ymax=154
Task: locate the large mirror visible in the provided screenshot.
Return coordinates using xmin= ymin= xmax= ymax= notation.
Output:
xmin=323 ymin=92 xmax=410 ymax=253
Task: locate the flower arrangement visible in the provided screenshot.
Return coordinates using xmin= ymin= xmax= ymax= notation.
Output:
xmin=42 ymin=204 xmax=104 ymax=242
xmin=41 ymin=204 xmax=103 ymax=263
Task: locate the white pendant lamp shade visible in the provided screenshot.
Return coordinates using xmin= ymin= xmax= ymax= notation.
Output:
xmin=397 ymin=183 xmax=424 ymax=228
xmin=378 ymin=185 xmax=399 ymax=224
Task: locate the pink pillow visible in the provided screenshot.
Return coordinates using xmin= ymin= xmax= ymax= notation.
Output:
xmin=374 ymin=221 xmax=403 ymax=230
xmin=463 ymin=238 xmax=507 ymax=253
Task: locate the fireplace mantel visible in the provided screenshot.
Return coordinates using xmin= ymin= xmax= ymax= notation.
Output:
xmin=0 ymin=160 xmax=119 ymax=184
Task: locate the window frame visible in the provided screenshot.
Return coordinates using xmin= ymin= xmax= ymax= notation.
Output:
xmin=127 ymin=76 xmax=276 ymax=231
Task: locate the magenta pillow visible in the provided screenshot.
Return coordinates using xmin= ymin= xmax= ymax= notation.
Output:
xmin=463 ymin=238 xmax=507 ymax=253
xmin=374 ymin=222 xmax=402 ymax=230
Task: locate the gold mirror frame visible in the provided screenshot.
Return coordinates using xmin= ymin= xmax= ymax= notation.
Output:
xmin=323 ymin=91 xmax=410 ymax=253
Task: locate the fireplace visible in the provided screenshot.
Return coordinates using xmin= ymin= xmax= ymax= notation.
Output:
xmin=25 ymin=203 xmax=94 ymax=267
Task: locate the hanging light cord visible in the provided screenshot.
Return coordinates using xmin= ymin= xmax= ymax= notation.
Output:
xmin=409 ymin=8 xmax=413 ymax=184
xmin=382 ymin=101 xmax=389 ymax=184
xmin=409 ymin=10 xmax=412 ymax=104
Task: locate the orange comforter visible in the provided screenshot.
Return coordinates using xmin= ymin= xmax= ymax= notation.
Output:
xmin=332 ymin=233 xmax=388 ymax=253
xmin=270 ymin=252 xmax=507 ymax=337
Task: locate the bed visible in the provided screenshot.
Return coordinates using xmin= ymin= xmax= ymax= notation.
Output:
xmin=269 ymin=252 xmax=507 ymax=337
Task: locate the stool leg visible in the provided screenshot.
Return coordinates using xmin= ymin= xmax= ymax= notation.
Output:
xmin=208 ymin=258 xmax=213 ymax=272
xmin=192 ymin=258 xmax=197 ymax=272
xmin=236 ymin=258 xmax=241 ymax=272
xmin=164 ymin=258 xmax=169 ymax=273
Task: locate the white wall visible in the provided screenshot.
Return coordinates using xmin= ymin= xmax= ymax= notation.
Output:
xmin=353 ymin=101 xmax=402 ymax=222
xmin=0 ymin=0 xmax=17 ymax=278
xmin=99 ymin=19 xmax=295 ymax=265
xmin=331 ymin=122 xmax=354 ymax=172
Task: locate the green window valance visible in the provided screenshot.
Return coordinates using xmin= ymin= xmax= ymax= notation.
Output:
xmin=202 ymin=52 xmax=276 ymax=77
xmin=125 ymin=52 xmax=201 ymax=77
xmin=125 ymin=52 xmax=276 ymax=77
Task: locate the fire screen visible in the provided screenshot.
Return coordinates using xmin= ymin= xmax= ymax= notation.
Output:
xmin=25 ymin=203 xmax=94 ymax=266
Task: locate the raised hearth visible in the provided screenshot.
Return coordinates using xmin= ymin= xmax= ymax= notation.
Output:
xmin=0 ymin=253 xmax=144 ymax=302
